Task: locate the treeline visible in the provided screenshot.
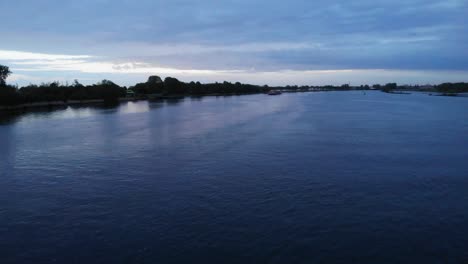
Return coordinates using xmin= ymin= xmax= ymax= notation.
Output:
xmin=0 ymin=80 xmax=126 ymax=106
xmin=130 ymin=76 xmax=265 ymax=95
xmin=0 ymin=76 xmax=268 ymax=106
xmin=372 ymin=83 xmax=397 ymax=93
xmin=435 ymin=83 xmax=468 ymax=93
xmin=1 ymin=65 xmax=360 ymax=106
xmin=373 ymin=83 xmax=468 ymax=93
xmin=1 ymin=64 xmax=468 ymax=106
xmin=130 ymin=77 xmax=372 ymax=95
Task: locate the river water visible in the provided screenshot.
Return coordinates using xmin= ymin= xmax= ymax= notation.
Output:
xmin=1 ymin=91 xmax=467 ymax=263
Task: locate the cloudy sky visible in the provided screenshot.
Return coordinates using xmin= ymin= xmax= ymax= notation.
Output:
xmin=1 ymin=0 xmax=467 ymax=86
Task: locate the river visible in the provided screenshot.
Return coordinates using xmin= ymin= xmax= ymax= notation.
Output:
xmin=1 ymin=91 xmax=467 ymax=263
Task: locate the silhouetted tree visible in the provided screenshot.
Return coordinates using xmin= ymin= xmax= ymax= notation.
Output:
xmin=381 ymin=83 xmax=397 ymax=93
xmin=146 ymin=75 xmax=164 ymax=94
xmin=93 ymin=80 xmax=124 ymax=103
xmin=0 ymin=65 xmax=12 ymax=86
xmin=130 ymin=75 xmax=164 ymax=95
xmin=0 ymin=85 xmax=21 ymax=105
xmin=147 ymin=75 xmax=163 ymax=84
xmin=0 ymin=66 xmax=21 ymax=105
xmin=164 ymin=77 xmax=184 ymax=94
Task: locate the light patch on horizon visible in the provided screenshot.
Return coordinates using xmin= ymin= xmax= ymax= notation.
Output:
xmin=0 ymin=51 xmax=468 ymax=85
xmin=2 ymin=48 xmax=468 ymax=86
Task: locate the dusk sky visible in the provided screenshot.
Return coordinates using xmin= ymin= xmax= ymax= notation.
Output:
xmin=1 ymin=0 xmax=467 ymax=86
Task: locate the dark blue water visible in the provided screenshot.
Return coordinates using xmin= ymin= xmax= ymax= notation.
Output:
xmin=1 ymin=91 xmax=467 ymax=263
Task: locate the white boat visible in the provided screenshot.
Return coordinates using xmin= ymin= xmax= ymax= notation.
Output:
xmin=267 ymin=90 xmax=282 ymax=95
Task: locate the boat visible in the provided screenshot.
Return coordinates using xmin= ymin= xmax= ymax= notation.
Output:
xmin=267 ymin=90 xmax=282 ymax=95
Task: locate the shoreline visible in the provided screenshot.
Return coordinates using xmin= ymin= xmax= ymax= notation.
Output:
xmin=1 ymin=90 xmax=466 ymax=113
xmin=0 ymin=97 xmax=146 ymax=112
xmin=0 ymin=90 xmax=335 ymax=112
xmin=0 ymin=91 xmax=304 ymax=112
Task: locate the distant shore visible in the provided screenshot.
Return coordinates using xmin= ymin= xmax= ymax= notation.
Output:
xmin=1 ymin=65 xmax=467 ymax=113
xmin=2 ymin=89 xmax=467 ymax=113
xmin=0 ymin=87 xmax=351 ymax=112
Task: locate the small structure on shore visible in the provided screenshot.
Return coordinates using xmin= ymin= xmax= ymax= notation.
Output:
xmin=126 ymin=90 xmax=136 ymax=97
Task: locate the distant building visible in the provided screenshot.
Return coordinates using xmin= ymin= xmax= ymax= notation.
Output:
xmin=419 ymin=85 xmax=435 ymax=90
xmin=126 ymin=90 xmax=136 ymax=97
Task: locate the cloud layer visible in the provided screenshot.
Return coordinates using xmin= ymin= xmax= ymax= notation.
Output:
xmin=0 ymin=0 xmax=467 ymax=85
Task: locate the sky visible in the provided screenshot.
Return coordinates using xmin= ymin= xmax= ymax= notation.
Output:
xmin=0 ymin=0 xmax=467 ymax=86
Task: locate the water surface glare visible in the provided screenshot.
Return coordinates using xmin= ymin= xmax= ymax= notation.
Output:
xmin=1 ymin=92 xmax=467 ymax=263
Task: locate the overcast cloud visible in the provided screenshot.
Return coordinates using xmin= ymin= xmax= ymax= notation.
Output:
xmin=0 ymin=0 xmax=467 ymax=86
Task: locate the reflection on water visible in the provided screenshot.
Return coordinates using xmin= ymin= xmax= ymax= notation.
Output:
xmin=0 ymin=101 xmax=158 ymax=125
xmin=0 ymin=96 xmax=293 ymax=126
xmin=118 ymin=101 xmax=151 ymax=114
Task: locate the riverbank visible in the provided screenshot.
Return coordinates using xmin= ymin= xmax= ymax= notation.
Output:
xmin=0 ymin=97 xmax=146 ymax=111
xmin=430 ymin=92 xmax=468 ymax=97
xmin=0 ymin=91 xmax=282 ymax=112
xmin=0 ymin=90 xmax=343 ymax=112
